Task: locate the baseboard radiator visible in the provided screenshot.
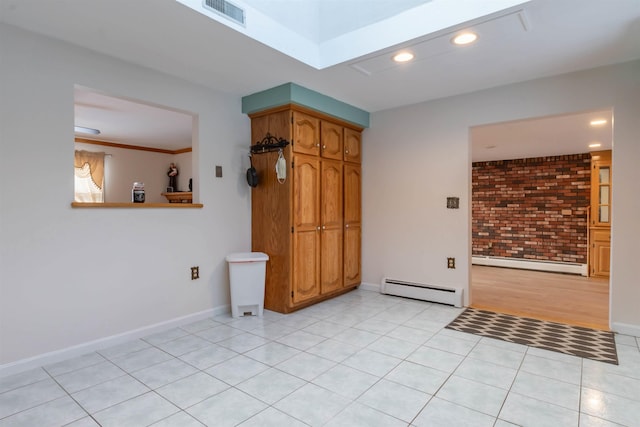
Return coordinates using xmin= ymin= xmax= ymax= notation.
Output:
xmin=380 ymin=278 xmax=463 ymax=307
xmin=472 ymin=256 xmax=588 ymax=276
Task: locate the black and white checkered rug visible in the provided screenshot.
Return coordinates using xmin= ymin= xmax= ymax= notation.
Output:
xmin=446 ymin=308 xmax=618 ymax=365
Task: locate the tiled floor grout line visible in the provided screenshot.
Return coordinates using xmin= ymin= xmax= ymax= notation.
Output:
xmin=0 ymin=375 xmax=71 ymax=424
xmin=492 ymin=343 xmax=531 ymax=426
xmin=60 ymin=337 xmax=214 ymax=425
xmin=576 ymin=357 xmax=584 ymax=427
xmin=156 ymin=315 xmax=338 ymax=425
xmin=43 ymin=367 xmax=97 ymax=426
xmin=405 ymin=343 xmax=460 ymax=427
xmin=423 ymin=335 xmax=500 ymax=424
xmin=333 ymin=306 xmax=428 ymax=426
xmin=262 ymin=301 xmax=430 ymax=426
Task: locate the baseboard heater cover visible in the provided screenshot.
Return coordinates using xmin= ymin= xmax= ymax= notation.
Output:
xmin=472 ymin=256 xmax=587 ymax=276
xmin=380 ymin=278 xmax=463 ymax=307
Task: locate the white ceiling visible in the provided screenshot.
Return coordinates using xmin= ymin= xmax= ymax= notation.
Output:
xmin=2 ymin=0 xmax=637 ymax=156
xmin=74 ymin=87 xmax=194 ymax=150
xmin=177 ymin=0 xmax=529 ymax=69
xmin=471 ymin=109 xmax=612 ymax=162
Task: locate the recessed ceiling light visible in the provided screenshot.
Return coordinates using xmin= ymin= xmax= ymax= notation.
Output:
xmin=74 ymin=126 xmax=101 ymax=135
xmin=452 ymin=32 xmax=478 ymax=45
xmin=590 ymin=119 xmax=607 ymax=126
xmin=392 ymin=52 xmax=414 ymax=63
xmin=589 ymin=143 xmax=602 ymax=148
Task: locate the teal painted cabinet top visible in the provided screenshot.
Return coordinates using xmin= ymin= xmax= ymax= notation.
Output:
xmin=242 ymin=83 xmax=370 ymax=128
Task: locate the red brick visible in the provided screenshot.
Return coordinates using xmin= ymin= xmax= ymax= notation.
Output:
xmin=472 ymin=153 xmax=590 ymax=263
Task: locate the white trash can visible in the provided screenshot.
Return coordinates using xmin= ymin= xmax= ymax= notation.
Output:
xmin=225 ymin=252 xmax=269 ymax=317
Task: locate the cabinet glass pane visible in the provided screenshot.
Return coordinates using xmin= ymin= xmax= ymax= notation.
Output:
xmin=599 ymin=166 xmax=610 ymax=184
xmin=599 ymin=206 xmax=610 ymax=223
xmin=599 ymin=185 xmax=609 ymax=205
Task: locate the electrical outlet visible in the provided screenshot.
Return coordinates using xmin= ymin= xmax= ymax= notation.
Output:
xmin=191 ymin=266 xmax=199 ymax=280
xmin=215 ymin=166 xmax=222 ymax=178
xmin=447 ymin=257 xmax=456 ymax=269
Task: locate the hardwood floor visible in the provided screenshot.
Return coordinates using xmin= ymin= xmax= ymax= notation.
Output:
xmin=471 ymin=265 xmax=610 ymax=330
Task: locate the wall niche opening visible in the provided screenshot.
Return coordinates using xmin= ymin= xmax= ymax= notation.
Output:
xmin=74 ymin=86 xmax=197 ymax=205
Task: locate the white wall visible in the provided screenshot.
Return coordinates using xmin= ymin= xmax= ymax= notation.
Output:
xmin=0 ymin=24 xmax=252 ymax=367
xmin=174 ymin=151 xmax=193 ymax=193
xmin=363 ymin=60 xmax=640 ymax=334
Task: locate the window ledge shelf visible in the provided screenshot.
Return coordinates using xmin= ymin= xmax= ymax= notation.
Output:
xmin=71 ymin=202 xmax=203 ymax=208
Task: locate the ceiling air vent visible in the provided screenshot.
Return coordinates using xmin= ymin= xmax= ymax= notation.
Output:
xmin=203 ymin=0 xmax=245 ymax=25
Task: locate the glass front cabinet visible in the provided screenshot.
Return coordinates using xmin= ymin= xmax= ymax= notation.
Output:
xmin=589 ymin=150 xmax=611 ymax=277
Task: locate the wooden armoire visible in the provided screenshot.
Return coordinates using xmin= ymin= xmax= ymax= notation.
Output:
xmin=249 ymin=105 xmax=362 ymax=313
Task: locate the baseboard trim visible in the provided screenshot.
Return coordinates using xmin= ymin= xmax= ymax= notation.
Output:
xmin=0 ymin=305 xmax=230 ymax=378
xmin=359 ymin=282 xmax=380 ymax=292
xmin=611 ymin=322 xmax=640 ymax=338
xmin=472 ymin=256 xmax=588 ymax=276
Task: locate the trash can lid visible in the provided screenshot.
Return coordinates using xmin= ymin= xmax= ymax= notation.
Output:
xmin=225 ymin=252 xmax=269 ymax=263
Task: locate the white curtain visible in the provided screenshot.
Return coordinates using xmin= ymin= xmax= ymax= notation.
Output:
xmin=74 ymin=151 xmax=105 ymax=202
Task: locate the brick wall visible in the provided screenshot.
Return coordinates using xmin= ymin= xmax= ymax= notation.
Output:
xmin=472 ymin=154 xmax=590 ymax=264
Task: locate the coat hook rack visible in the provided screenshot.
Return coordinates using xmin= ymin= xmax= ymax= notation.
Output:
xmin=250 ymin=133 xmax=290 ymax=154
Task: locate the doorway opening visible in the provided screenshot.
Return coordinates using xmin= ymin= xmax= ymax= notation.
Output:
xmin=469 ymin=109 xmax=612 ymax=330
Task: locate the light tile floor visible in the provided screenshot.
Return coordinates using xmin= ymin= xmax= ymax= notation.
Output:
xmin=2 ymin=289 xmax=640 ymax=426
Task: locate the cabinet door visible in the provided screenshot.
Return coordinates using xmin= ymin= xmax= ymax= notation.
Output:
xmin=344 ymin=128 xmax=361 ymax=163
xmin=322 ymin=160 xmax=343 ymax=229
xmin=344 ymin=164 xmax=361 ymax=226
xmin=292 ymin=155 xmax=321 ymax=303
xmin=321 ymin=160 xmax=343 ymax=294
xmin=320 ymin=121 xmax=343 ymax=160
xmin=293 ymin=155 xmax=320 ymax=229
xmin=293 ymin=229 xmax=321 ymax=303
xmin=344 ymin=224 xmax=361 ymax=287
xmin=293 ymin=111 xmax=320 ymax=156
xmin=344 ymin=164 xmax=361 ymax=286
xmin=590 ymin=229 xmax=611 ymax=277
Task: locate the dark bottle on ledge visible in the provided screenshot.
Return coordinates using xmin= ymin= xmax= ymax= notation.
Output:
xmin=132 ymin=182 xmax=145 ymax=203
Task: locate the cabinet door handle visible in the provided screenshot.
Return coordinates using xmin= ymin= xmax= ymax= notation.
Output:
xmin=316 ymin=143 xmax=320 ymax=147
xmin=345 ymin=150 xmax=349 ymax=154
xmin=316 ymin=226 xmax=320 ymax=231
xmin=345 ymin=224 xmax=350 ymax=228
xmin=322 ymin=225 xmax=326 ymax=230
xmin=323 ymin=145 xmax=326 ymax=149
